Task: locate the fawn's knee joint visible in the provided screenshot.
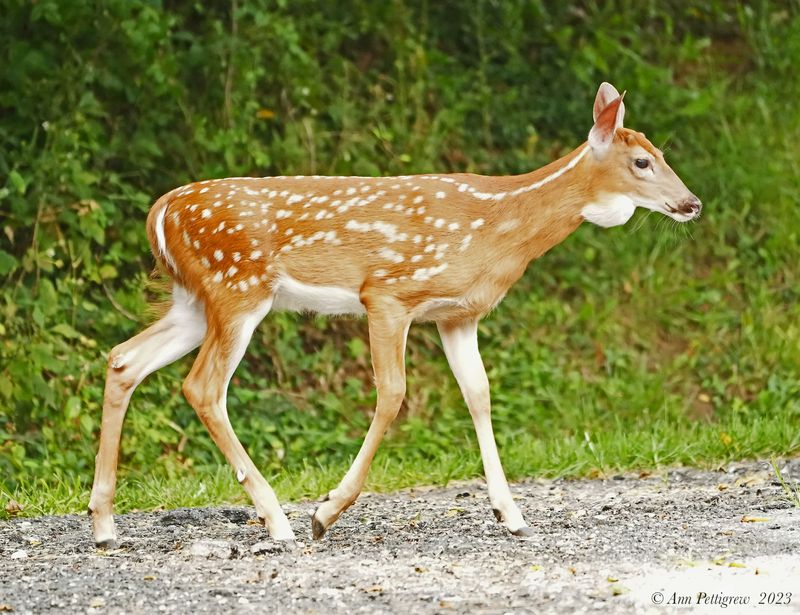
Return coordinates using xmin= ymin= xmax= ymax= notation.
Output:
xmin=463 ymin=381 xmax=490 ymax=411
xmin=467 ymin=400 xmax=491 ymax=419
xmin=381 ymin=381 xmax=406 ymax=407
xmin=181 ymin=377 xmax=202 ymax=408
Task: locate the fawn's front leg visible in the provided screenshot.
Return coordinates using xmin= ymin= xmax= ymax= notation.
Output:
xmin=438 ymin=319 xmax=533 ymax=536
xmin=312 ymin=297 xmax=411 ymax=539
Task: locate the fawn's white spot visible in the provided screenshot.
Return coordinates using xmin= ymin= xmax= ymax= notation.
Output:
xmin=378 ymin=247 xmax=404 ymax=264
xmin=497 ymin=218 xmax=520 ymax=233
xmin=412 ymin=263 xmax=449 ymax=281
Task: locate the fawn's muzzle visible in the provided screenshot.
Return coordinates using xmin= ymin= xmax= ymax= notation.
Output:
xmin=676 ymin=195 xmax=702 ymax=216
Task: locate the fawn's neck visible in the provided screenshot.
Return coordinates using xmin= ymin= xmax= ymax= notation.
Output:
xmin=487 ymin=144 xmax=591 ymax=265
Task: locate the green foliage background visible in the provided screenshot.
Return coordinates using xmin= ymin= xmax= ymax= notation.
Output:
xmin=1 ymin=1 xmax=799 ymax=509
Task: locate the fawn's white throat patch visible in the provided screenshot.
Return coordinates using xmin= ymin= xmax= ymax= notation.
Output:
xmin=581 ymin=194 xmax=636 ymax=227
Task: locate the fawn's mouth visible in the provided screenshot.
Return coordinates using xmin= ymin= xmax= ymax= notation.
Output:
xmin=664 ymin=201 xmax=701 ymax=222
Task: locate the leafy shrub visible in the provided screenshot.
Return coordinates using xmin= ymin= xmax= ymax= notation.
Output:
xmin=1 ymin=1 xmax=798 ymax=493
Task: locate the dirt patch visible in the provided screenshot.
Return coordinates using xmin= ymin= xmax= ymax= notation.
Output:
xmin=1 ymin=459 xmax=798 ymax=613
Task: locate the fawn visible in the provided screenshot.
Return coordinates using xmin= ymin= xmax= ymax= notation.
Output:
xmin=89 ymin=82 xmax=700 ymax=546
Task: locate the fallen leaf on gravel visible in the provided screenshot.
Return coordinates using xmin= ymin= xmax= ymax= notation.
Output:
xmin=364 ymin=585 xmax=383 ymax=593
xmin=143 ymin=575 xmax=156 ymax=581
xmin=741 ymin=515 xmax=769 ymax=523
xmin=0 ymin=604 xmax=14 ymax=612
xmin=529 ymin=565 xmax=543 ymax=572
xmin=717 ymin=484 xmax=729 ymax=491
xmin=607 ymin=576 xmax=619 ymax=582
xmin=5 ymin=500 xmax=23 ymax=516
xmin=445 ymin=508 xmax=463 ymax=517
xmin=94 ymin=548 xmax=124 ymax=556
xmin=414 ymin=566 xmax=427 ymax=573
xmin=736 ymin=474 xmax=768 ymax=487
xmin=728 ymin=562 xmax=747 ymax=568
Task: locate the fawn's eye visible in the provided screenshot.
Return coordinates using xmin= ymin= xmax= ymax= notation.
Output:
xmin=635 ymin=158 xmax=650 ymax=169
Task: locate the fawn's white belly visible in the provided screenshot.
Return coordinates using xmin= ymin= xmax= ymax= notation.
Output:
xmin=271 ymin=274 xmax=366 ymax=316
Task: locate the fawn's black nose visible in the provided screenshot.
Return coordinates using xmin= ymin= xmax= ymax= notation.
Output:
xmin=677 ymin=195 xmax=702 ymax=216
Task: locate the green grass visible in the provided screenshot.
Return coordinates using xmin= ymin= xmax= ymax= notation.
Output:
xmin=4 ymin=408 xmax=798 ymax=519
xmin=771 ymin=459 xmax=800 ymax=509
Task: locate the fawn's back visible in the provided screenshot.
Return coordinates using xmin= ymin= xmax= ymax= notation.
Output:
xmin=146 ymin=167 xmax=578 ymax=323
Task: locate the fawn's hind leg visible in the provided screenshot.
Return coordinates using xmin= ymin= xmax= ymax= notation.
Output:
xmin=181 ymin=297 xmax=295 ymax=540
xmin=89 ymin=287 xmax=206 ymax=548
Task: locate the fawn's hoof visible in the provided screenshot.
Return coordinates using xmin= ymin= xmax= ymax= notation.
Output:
xmin=311 ymin=512 xmax=327 ymax=540
xmin=493 ymin=507 xmax=533 ymax=537
xmin=95 ymin=538 xmax=119 ymax=550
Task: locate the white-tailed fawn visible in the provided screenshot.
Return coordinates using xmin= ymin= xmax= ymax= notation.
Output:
xmin=89 ymin=82 xmax=701 ymax=546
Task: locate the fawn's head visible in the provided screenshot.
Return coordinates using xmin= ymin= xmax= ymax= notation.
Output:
xmin=580 ymin=82 xmax=701 ymax=227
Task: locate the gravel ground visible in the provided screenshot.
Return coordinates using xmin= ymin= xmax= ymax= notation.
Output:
xmin=1 ymin=459 xmax=798 ymax=614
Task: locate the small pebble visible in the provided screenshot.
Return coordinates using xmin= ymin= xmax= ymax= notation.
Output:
xmin=188 ymin=540 xmax=235 ymax=559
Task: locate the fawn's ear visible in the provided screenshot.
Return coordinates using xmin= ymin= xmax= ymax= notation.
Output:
xmin=588 ymin=93 xmax=625 ymax=153
xmin=593 ymin=82 xmax=621 ymax=121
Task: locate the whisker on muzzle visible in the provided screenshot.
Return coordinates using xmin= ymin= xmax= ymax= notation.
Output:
xmin=628 ymin=209 xmax=655 ymax=234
